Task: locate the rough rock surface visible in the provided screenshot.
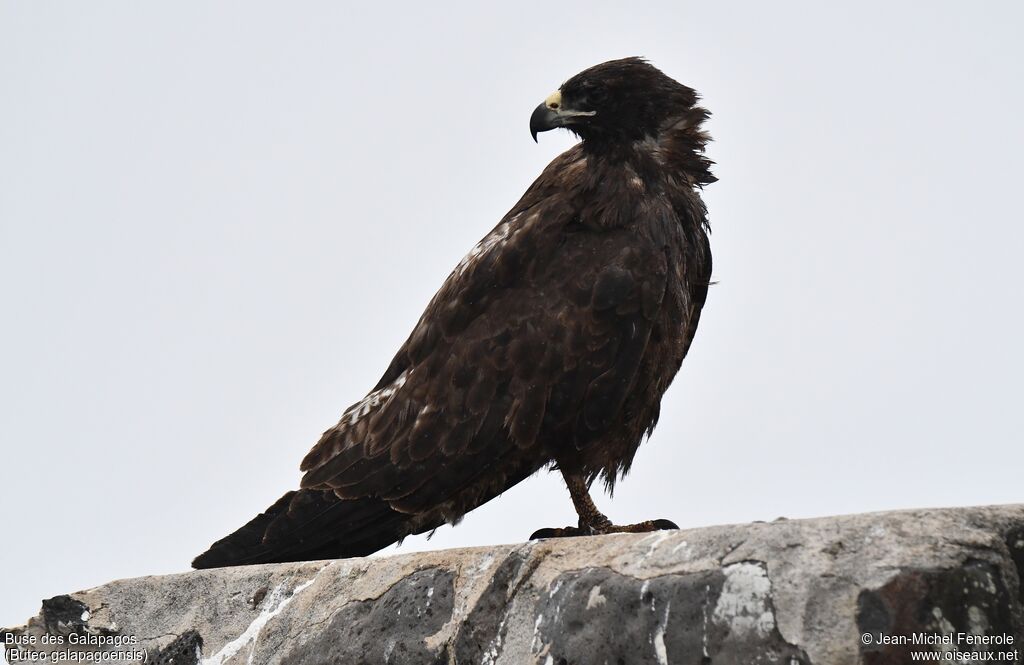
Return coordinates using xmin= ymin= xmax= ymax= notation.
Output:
xmin=4 ymin=505 xmax=1024 ymax=664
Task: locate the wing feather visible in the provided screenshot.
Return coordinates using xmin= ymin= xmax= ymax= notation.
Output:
xmin=299 ymin=181 xmax=670 ymax=521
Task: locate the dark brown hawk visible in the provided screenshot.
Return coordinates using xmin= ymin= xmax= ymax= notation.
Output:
xmin=193 ymin=57 xmax=714 ymax=568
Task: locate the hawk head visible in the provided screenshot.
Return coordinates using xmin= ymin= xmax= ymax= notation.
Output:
xmin=530 ymin=57 xmax=701 ymax=145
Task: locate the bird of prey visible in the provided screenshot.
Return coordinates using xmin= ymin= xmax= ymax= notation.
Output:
xmin=193 ymin=57 xmax=714 ymax=569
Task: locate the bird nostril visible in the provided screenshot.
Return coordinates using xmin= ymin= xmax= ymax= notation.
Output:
xmin=549 ymin=102 xmax=559 ymax=109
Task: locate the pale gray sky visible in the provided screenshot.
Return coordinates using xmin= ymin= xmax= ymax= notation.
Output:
xmin=2 ymin=1 xmax=1022 ymax=631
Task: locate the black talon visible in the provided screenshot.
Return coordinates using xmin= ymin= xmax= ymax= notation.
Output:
xmin=530 ymin=525 xmax=586 ymax=539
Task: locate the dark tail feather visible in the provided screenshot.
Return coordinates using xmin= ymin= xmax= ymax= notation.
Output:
xmin=191 ymin=489 xmax=438 ymax=569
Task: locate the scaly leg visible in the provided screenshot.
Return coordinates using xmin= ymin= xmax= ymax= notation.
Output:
xmin=530 ymin=469 xmax=678 ymax=539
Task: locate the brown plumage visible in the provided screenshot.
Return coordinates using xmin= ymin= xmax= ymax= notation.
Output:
xmin=192 ymin=57 xmax=714 ymax=569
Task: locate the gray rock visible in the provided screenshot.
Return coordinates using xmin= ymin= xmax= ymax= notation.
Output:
xmin=4 ymin=504 xmax=1024 ymax=664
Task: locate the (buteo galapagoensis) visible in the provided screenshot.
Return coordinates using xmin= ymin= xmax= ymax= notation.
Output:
xmin=193 ymin=57 xmax=714 ymax=568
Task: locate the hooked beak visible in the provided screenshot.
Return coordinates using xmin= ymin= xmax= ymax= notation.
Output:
xmin=529 ymin=90 xmax=596 ymax=142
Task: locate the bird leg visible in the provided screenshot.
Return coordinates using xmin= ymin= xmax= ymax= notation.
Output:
xmin=530 ymin=470 xmax=679 ymax=539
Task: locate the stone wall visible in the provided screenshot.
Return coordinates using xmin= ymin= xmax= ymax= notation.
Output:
xmin=4 ymin=504 xmax=1024 ymax=664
